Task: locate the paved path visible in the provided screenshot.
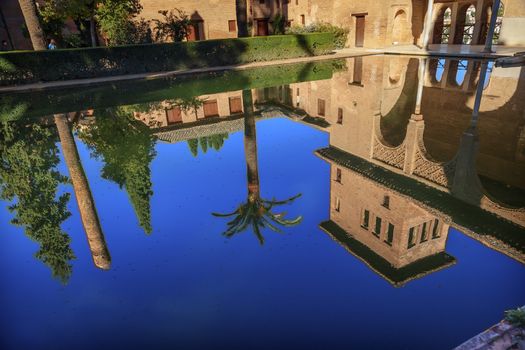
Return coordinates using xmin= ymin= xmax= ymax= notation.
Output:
xmin=1 ymin=44 xmax=523 ymax=93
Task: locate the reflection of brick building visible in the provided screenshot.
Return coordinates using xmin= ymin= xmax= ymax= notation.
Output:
xmin=133 ymin=91 xmax=245 ymax=128
xmin=320 ymin=158 xmax=455 ymax=287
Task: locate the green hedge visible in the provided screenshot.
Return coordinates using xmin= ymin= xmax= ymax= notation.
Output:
xmin=0 ymin=33 xmax=335 ymax=86
xmin=0 ymin=59 xmax=346 ymax=120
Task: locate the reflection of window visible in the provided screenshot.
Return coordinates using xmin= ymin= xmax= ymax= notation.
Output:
xmin=228 ymin=20 xmax=236 ymax=32
xmin=318 ymin=99 xmax=326 ymax=116
xmin=203 ymin=100 xmax=219 ymax=118
xmin=335 ymin=197 xmax=341 ymax=212
xmin=337 ymin=108 xmax=343 ymax=124
xmin=420 ymin=222 xmax=428 ymax=242
xmin=352 ymin=57 xmax=363 ymax=85
xmin=386 ymin=223 xmax=394 ymax=245
xmin=373 ymin=217 xmax=382 ymax=237
xmin=432 ymin=219 xmax=440 ymax=239
xmin=335 ymin=168 xmax=342 ymax=183
xmin=435 ymin=58 xmax=446 ymax=82
xmin=361 ymin=209 xmax=370 ymax=229
xmin=166 ymin=106 xmax=182 ymax=124
xmin=455 ymin=60 xmax=468 ymax=86
xmin=408 ymin=227 xmax=416 ymax=248
xmin=229 ymin=97 xmax=243 ymax=114
xmin=382 ymin=195 xmax=390 ymax=209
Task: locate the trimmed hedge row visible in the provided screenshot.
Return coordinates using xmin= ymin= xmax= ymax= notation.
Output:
xmin=0 ymin=59 xmax=346 ymax=120
xmin=0 ymin=33 xmax=335 ymax=86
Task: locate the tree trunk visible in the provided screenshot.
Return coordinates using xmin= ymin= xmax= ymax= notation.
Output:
xmin=54 ymin=114 xmax=111 ymax=270
xmin=236 ymin=0 xmax=249 ymax=37
xmin=242 ymin=90 xmax=259 ymax=202
xmin=18 ymin=0 xmax=46 ymax=50
xmin=89 ymin=16 xmax=98 ymax=47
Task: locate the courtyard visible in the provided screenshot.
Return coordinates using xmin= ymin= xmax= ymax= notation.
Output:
xmin=0 ymin=1 xmax=524 ymax=350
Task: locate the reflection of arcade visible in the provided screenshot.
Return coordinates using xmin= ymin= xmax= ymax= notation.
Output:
xmin=303 ymin=55 xmax=525 ymax=282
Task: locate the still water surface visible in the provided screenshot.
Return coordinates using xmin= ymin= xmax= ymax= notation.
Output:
xmin=1 ymin=55 xmax=524 ymax=349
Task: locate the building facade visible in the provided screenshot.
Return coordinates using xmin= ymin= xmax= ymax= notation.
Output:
xmin=2 ymin=0 xmax=524 ymax=50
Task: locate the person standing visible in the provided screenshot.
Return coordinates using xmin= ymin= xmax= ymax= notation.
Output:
xmin=48 ymin=38 xmax=57 ymax=50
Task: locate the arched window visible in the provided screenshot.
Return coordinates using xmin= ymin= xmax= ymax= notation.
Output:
xmin=455 ymin=60 xmax=468 ymax=86
xmin=433 ymin=7 xmax=452 ymax=44
xmin=480 ymin=2 xmax=504 ymax=44
xmin=492 ymin=2 xmax=504 ymax=44
xmin=441 ymin=8 xmax=452 ymax=43
xmin=483 ymin=61 xmax=494 ymax=89
xmin=462 ymin=5 xmax=476 ymax=44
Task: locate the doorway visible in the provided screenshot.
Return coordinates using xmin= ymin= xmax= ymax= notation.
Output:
xmin=256 ymin=19 xmax=269 ymax=36
xmin=355 ymin=15 xmax=366 ymax=47
xmin=187 ymin=21 xmax=203 ymax=41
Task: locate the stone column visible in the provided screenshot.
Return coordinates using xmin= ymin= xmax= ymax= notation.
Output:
xmin=422 ymin=0 xmax=435 ymax=48
xmin=483 ymin=0 xmax=501 ymax=52
xmin=414 ymin=58 xmax=427 ymax=115
xmin=404 ymin=115 xmax=425 ymax=175
xmin=470 ymin=61 xmax=489 ymax=128
xmin=54 ymin=114 xmax=111 ymax=270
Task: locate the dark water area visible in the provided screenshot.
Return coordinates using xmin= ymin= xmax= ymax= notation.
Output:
xmin=1 ymin=55 xmax=524 ymax=349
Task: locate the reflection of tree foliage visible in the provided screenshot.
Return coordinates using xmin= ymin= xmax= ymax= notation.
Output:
xmin=0 ymin=122 xmax=74 ymax=283
xmin=77 ymin=108 xmax=156 ymax=234
xmin=187 ymin=133 xmax=229 ymax=157
xmin=213 ymin=194 xmax=302 ymax=245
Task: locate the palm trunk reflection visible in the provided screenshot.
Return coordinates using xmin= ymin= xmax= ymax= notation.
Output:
xmin=212 ymin=90 xmax=302 ymax=245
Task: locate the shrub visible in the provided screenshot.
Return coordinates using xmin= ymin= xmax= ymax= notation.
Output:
xmin=153 ymin=9 xmax=192 ymax=42
xmin=0 ymin=33 xmax=335 ymax=86
xmin=272 ymin=14 xmax=286 ymax=35
xmin=505 ymin=307 xmax=525 ymax=327
xmin=286 ymin=22 xmax=349 ymax=49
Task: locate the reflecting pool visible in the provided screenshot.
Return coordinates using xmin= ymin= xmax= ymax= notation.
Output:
xmin=1 ymin=55 xmax=524 ymax=350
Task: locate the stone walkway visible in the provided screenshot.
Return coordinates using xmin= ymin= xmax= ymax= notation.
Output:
xmin=454 ymin=319 xmax=525 ymax=350
xmin=1 ymin=44 xmax=523 ymax=93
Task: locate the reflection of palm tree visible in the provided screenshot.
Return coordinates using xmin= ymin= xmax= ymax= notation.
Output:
xmin=54 ymin=114 xmax=111 ymax=270
xmin=213 ymin=90 xmax=302 ymax=244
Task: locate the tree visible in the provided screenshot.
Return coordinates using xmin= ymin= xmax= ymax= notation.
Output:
xmin=18 ymin=0 xmax=46 ymax=50
xmin=235 ymin=0 xmax=249 ymax=37
xmin=153 ymin=9 xmax=192 ymax=42
xmin=77 ymin=107 xmax=157 ymax=234
xmin=0 ymin=121 xmax=74 ymax=283
xmin=36 ymin=0 xmax=146 ymax=47
xmin=95 ymin=0 xmax=145 ymax=45
xmin=213 ymin=90 xmax=302 ymax=244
